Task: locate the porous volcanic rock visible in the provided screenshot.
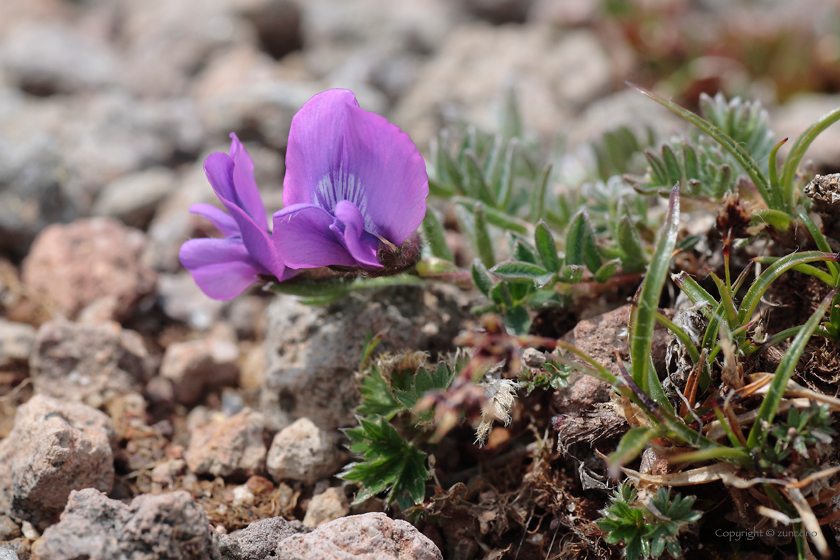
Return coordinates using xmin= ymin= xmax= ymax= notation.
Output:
xmin=0 ymin=395 xmax=117 ymax=531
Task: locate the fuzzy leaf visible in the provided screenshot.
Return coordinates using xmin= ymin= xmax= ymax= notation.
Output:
xmin=421 ymin=207 xmax=454 ymax=261
xmin=566 ymin=210 xmax=603 ymax=273
xmin=535 ymin=222 xmax=560 ymax=273
xmin=491 ymin=261 xmax=550 ymax=282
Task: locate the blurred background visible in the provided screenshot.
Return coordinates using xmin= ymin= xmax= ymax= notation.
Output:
xmin=1 ymin=0 xmax=840 ymax=313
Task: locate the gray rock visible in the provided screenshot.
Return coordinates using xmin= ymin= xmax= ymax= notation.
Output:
xmin=22 ymin=218 xmax=157 ymax=321
xmin=276 ymin=512 xmax=442 ymax=560
xmin=33 ymin=488 xmax=219 ymax=560
xmin=0 ymin=21 xmax=119 ymax=95
xmin=266 ymin=418 xmax=339 ymax=486
xmin=0 ymin=319 xmax=35 ymax=368
xmin=0 ymin=395 xmax=117 ymax=531
xmin=0 ymin=548 xmax=18 ymax=560
xmin=392 ymin=24 xmax=611 ymax=150
xmin=186 ymin=408 xmax=267 ymax=479
xmin=92 ymin=167 xmax=177 ymax=229
xmin=303 ymin=488 xmax=349 ymax=528
xmin=119 ymin=0 xmax=255 ymax=97
xmin=0 ymin=515 xmax=21 ymax=541
xmin=262 ymin=285 xmax=469 ymax=430
xmin=157 ymin=272 xmax=227 ymax=330
xmin=190 ymin=46 xmax=321 ymax=151
xmin=160 ymin=324 xmax=240 ymax=406
xmin=299 ymin=0 xmax=460 ymax=101
xmin=0 ymin=112 xmax=79 ymax=258
xmin=30 ymin=319 xmax=157 ymax=408
xmin=218 ymin=516 xmax=305 ymax=560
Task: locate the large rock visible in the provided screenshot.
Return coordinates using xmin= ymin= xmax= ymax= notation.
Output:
xmin=22 ymin=218 xmax=157 ymax=320
xmin=266 ymin=418 xmax=339 ymax=485
xmin=392 ymin=24 xmax=611 ymax=150
xmin=0 ymin=395 xmax=117 ymax=531
xmin=276 ymin=512 xmax=442 ymax=560
xmin=30 ymin=319 xmax=157 ymax=408
xmin=554 ymin=304 xmax=671 ymax=413
xmin=262 ymin=285 xmax=469 ymax=430
xmin=186 ymin=408 xmax=268 ymax=479
xmin=32 ymin=489 xmax=218 ymax=560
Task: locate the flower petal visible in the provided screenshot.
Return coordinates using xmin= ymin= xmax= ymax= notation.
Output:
xmin=179 ymin=237 xmax=265 ymax=300
xmin=229 ymin=133 xmax=268 ymax=230
xmin=204 ymin=153 xmax=286 ymax=279
xmin=333 ymin=200 xmax=381 ymax=269
xmin=272 ymin=203 xmax=356 ymax=268
xmin=283 ymin=89 xmax=428 ymax=245
xmin=189 ymin=203 xmax=239 ymax=237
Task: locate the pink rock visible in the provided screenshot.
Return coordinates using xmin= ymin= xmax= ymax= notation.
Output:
xmin=266 ymin=418 xmax=339 ymax=486
xmin=30 ymin=319 xmax=156 ymax=408
xmin=159 ymin=324 xmax=240 ymax=406
xmin=277 ymin=512 xmax=442 ymax=560
xmin=0 ymin=395 xmax=117 ymax=531
xmin=186 ymin=408 xmax=267 ymax=479
xmin=22 ymin=217 xmax=156 ymax=320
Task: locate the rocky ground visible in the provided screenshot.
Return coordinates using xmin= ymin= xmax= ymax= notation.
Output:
xmin=2 ymin=0 xmax=840 ymax=559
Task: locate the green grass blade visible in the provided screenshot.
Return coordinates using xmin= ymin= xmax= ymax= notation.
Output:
xmin=630 ymin=185 xmax=680 ymax=391
xmin=795 ymin=207 xmax=840 ymax=280
xmin=628 ymin=83 xmax=773 ymax=209
xmin=672 ymin=272 xmax=717 ymax=315
xmin=738 ymin=251 xmax=838 ymax=324
xmin=781 ymin=107 xmax=840 ymax=209
xmin=746 ymin=288 xmax=838 ymax=449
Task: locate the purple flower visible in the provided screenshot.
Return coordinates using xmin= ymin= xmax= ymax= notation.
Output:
xmin=180 ymin=134 xmax=292 ymax=300
xmin=272 ymin=89 xmax=428 ymax=270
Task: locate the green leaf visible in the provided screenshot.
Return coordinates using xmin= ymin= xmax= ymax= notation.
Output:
xmin=504 ymin=305 xmax=531 ymax=335
xmin=339 ymin=417 xmax=429 ymax=507
xmin=534 ymin=222 xmax=560 ymax=273
xmin=629 ymin=83 xmax=773 ymax=209
xmin=471 ymin=260 xmax=495 ymax=297
xmin=738 ymin=251 xmax=838 ymax=325
xmin=473 ymin=202 xmax=495 ymax=269
xmin=428 ymin=177 xmax=456 ymax=198
xmin=746 ymin=288 xmax=838 ymax=449
xmin=617 ymin=213 xmax=646 ymax=273
xmin=421 ymin=207 xmax=454 ymax=261
xmin=453 ymin=197 xmax=530 ymax=234
xmin=529 ymin=163 xmax=552 ymax=222
xmin=609 ymin=426 xmax=658 ymax=468
xmin=594 ymin=258 xmax=622 ymax=283
xmin=464 ymin=150 xmax=497 ymax=206
xmin=490 ymin=261 xmax=550 ymax=282
xmin=357 ymin=365 xmax=404 ymax=419
xmin=629 ymin=184 xmax=679 ymax=398
xmin=558 ymin=264 xmax=584 ymax=283
xmin=566 ymin=210 xmax=603 ymax=273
